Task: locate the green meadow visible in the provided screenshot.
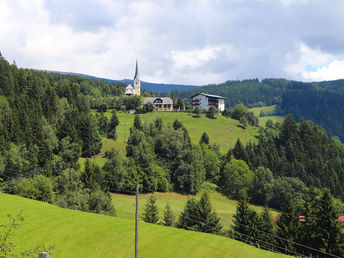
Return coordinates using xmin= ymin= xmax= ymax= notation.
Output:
xmin=249 ymin=105 xmax=284 ymax=126
xmin=93 ymin=110 xmax=259 ymax=155
xmin=0 ymin=193 xmax=286 ymax=258
xmin=112 ymin=189 xmax=278 ymax=229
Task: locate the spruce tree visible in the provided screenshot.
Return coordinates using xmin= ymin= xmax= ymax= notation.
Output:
xmin=276 ymin=195 xmax=299 ymax=252
xmin=163 ymin=202 xmax=175 ymax=226
xmin=200 ymin=132 xmax=210 ymax=145
xmin=309 ymin=190 xmax=343 ymax=257
xmin=197 ymin=192 xmax=222 ymax=233
xmin=142 ymin=195 xmax=159 ymax=224
xmin=232 ymin=194 xmax=256 ymax=243
xmin=107 ymin=111 xmax=119 ymax=139
xmin=177 ymin=193 xmax=222 ymax=233
xmin=258 ymin=206 xmax=275 ymax=250
xmin=133 ymin=114 xmax=142 ymax=130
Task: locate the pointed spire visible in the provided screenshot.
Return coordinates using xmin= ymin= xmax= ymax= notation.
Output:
xmin=134 ymin=60 xmax=139 ymax=79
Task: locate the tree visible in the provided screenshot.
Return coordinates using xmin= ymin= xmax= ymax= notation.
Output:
xmin=107 ymin=111 xmax=119 ymax=140
xmin=175 ymin=98 xmax=184 ymax=110
xmin=276 ymin=195 xmax=299 ymax=252
xmin=81 ymin=159 xmax=102 ymax=189
xmin=308 ymin=190 xmax=343 ymax=257
xmin=193 ymin=106 xmax=202 ymax=118
xmin=232 ymin=194 xmax=257 ymax=244
xmin=249 ymin=167 xmax=274 ymax=205
xmin=231 ymin=104 xmax=249 ymax=120
xmin=163 ymin=203 xmax=175 ymax=226
xmin=133 ymin=114 xmax=142 ymax=130
xmin=222 ymin=159 xmax=253 ymax=199
xmin=142 ymin=195 xmax=159 ymax=224
xmin=258 ymin=206 xmax=276 ymax=250
xmin=200 ymin=132 xmax=209 ymax=145
xmin=206 ymin=106 xmax=219 ymax=119
xmin=178 ymin=192 xmax=222 ymax=233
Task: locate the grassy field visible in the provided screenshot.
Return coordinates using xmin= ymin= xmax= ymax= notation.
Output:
xmin=0 ymin=193 xmax=286 ymax=258
xmin=112 ymin=189 xmax=278 ymax=229
xmin=94 ymin=111 xmax=259 ymax=155
xmin=249 ymin=105 xmax=284 ymax=126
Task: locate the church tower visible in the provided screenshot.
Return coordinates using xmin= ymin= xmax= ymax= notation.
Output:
xmin=133 ymin=60 xmax=140 ymax=95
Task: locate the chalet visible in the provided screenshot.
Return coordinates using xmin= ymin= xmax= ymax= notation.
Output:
xmin=191 ymin=93 xmax=225 ymax=111
xmin=144 ymin=97 xmax=173 ymax=111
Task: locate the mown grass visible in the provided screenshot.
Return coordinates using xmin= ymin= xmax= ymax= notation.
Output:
xmin=112 ymin=189 xmax=278 ymax=230
xmin=94 ymin=111 xmax=259 ymax=155
xmin=0 ymin=193 xmax=286 ymax=258
xmin=249 ymin=105 xmax=284 ymax=126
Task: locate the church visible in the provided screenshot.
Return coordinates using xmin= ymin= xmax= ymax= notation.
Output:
xmin=125 ymin=60 xmax=141 ymax=96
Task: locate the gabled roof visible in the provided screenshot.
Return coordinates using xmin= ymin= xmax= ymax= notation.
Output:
xmin=126 ymin=84 xmax=134 ymax=90
xmin=144 ymin=97 xmax=173 ymax=105
xmin=190 ymin=92 xmax=225 ymax=99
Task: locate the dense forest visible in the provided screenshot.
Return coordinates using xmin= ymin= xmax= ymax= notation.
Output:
xmin=167 ymin=78 xmax=344 ymax=141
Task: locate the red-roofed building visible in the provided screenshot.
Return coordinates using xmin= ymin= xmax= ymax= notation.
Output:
xmin=336 ymin=215 xmax=344 ymax=222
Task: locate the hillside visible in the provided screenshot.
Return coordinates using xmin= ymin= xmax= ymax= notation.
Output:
xmin=96 ymin=111 xmax=259 ymax=155
xmin=0 ymin=193 xmax=285 ymax=258
xmin=167 ymin=78 xmax=344 ymax=141
xmin=112 ymin=189 xmax=278 ymax=229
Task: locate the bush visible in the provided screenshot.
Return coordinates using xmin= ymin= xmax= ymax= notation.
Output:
xmin=4 ymin=175 xmax=55 ymax=203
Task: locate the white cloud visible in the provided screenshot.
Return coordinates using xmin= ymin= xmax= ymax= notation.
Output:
xmin=169 ymin=46 xmax=229 ymax=70
xmin=1 ymin=0 xmax=344 ymax=84
xmin=285 ymin=42 xmax=344 ymax=81
xmin=302 ymin=59 xmax=344 ymax=81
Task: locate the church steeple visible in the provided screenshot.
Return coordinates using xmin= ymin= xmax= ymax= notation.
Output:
xmin=134 ymin=60 xmax=139 ymax=79
xmin=133 ymin=60 xmax=140 ymax=95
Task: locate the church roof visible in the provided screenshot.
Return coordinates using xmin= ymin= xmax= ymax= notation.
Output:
xmin=134 ymin=60 xmax=139 ymax=79
xmin=126 ymin=84 xmax=134 ymax=90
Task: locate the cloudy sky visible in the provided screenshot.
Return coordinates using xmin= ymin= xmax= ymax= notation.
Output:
xmin=1 ymin=0 xmax=344 ymax=85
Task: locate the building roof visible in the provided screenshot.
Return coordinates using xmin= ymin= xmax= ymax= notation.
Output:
xmin=190 ymin=92 xmax=225 ymax=99
xmin=126 ymin=84 xmax=134 ymax=90
xmin=144 ymin=97 xmax=173 ymax=105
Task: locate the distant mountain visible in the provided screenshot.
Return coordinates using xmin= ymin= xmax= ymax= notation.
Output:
xmin=51 ymin=71 xmax=198 ymax=92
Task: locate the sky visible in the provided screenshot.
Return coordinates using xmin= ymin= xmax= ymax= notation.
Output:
xmin=1 ymin=0 xmax=344 ymax=85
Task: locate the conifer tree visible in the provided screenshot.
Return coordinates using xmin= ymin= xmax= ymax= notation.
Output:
xmin=200 ymin=132 xmax=210 ymax=145
xmin=276 ymin=195 xmax=299 ymax=252
xmin=142 ymin=195 xmax=159 ymax=224
xmin=133 ymin=114 xmax=142 ymax=130
xmin=107 ymin=111 xmax=119 ymax=139
xmin=309 ymin=190 xmax=343 ymax=257
xmin=163 ymin=202 xmax=175 ymax=227
xmin=177 ymin=193 xmax=222 ymax=233
xmin=258 ymin=206 xmax=275 ymax=250
xmin=232 ymin=194 xmax=257 ymax=243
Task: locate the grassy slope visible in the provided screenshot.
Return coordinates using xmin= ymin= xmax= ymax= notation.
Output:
xmin=112 ymin=190 xmax=278 ymax=229
xmin=1 ymin=193 xmax=285 ymax=258
xmin=95 ymin=111 xmax=259 ymax=154
xmin=249 ymin=105 xmax=284 ymax=126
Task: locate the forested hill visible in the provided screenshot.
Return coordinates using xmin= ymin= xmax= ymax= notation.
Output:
xmin=0 ymin=53 xmax=124 ymax=177
xmin=168 ymin=78 xmax=344 ymax=141
xmin=51 ymin=71 xmax=198 ymax=92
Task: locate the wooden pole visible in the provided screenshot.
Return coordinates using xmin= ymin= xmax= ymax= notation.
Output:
xmin=135 ymin=183 xmax=139 ymax=258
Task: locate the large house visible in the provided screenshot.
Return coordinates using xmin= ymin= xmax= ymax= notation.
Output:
xmin=125 ymin=60 xmax=141 ymax=96
xmin=191 ymin=93 xmax=225 ymax=111
xmin=144 ymin=97 xmax=173 ymax=111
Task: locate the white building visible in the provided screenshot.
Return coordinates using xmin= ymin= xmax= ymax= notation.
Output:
xmin=125 ymin=60 xmax=141 ymax=96
xmin=191 ymin=93 xmax=225 ymax=111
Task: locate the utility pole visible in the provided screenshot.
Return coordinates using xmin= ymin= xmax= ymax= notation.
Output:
xmin=135 ymin=183 xmax=139 ymax=258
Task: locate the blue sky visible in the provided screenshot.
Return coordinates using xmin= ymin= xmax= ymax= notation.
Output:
xmin=1 ymin=0 xmax=344 ymax=85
